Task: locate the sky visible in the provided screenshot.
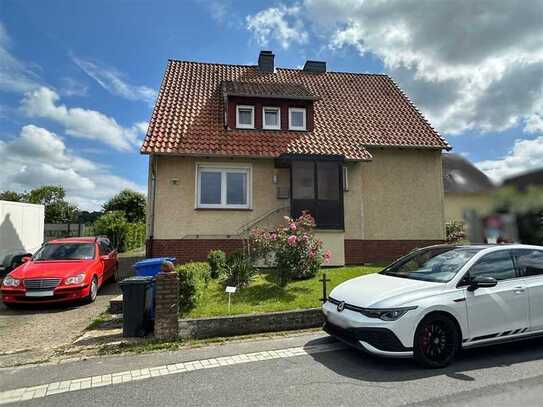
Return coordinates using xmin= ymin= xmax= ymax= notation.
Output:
xmin=1 ymin=0 xmax=543 ymax=210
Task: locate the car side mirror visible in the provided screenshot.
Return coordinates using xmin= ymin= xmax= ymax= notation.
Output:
xmin=22 ymin=256 xmax=32 ymax=263
xmin=468 ymin=276 xmax=498 ymax=291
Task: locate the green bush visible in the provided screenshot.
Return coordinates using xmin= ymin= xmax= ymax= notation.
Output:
xmin=175 ymin=262 xmax=211 ymax=314
xmin=208 ymin=250 xmax=226 ymax=279
xmin=446 ymin=221 xmax=466 ymax=243
xmin=248 ymin=212 xmax=331 ymax=287
xmin=92 ymin=211 xmax=145 ymax=252
xmin=124 ymin=223 xmax=145 ymax=251
xmin=221 ymin=250 xmax=256 ymax=288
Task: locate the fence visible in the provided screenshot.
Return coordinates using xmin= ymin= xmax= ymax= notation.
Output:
xmin=44 ymin=223 xmax=87 ymax=241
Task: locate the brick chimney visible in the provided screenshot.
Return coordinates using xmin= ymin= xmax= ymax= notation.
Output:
xmin=258 ymin=50 xmax=275 ymax=73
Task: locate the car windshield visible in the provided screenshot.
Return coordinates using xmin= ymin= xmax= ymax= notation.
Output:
xmin=33 ymin=243 xmax=96 ymax=261
xmin=380 ymin=247 xmax=482 ymax=283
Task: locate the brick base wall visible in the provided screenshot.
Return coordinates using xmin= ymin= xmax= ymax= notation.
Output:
xmin=147 ymin=239 xmax=244 ymax=263
xmin=344 ymin=239 xmax=444 ymax=264
xmin=147 ymin=238 xmax=443 ymax=265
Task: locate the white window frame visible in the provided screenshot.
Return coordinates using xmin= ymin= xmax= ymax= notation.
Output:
xmin=236 ymin=105 xmax=255 ymax=129
xmin=288 ymin=107 xmax=307 ymax=131
xmin=262 ymin=106 xmax=281 ymax=130
xmin=195 ymin=163 xmax=252 ymax=209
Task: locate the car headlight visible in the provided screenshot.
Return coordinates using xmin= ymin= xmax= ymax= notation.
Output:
xmin=359 ymin=306 xmax=417 ymax=321
xmin=65 ymin=273 xmax=86 ymax=285
xmin=2 ymin=275 xmax=21 ymax=287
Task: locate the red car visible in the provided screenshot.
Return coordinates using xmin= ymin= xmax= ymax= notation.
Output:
xmin=1 ymin=237 xmax=117 ymax=306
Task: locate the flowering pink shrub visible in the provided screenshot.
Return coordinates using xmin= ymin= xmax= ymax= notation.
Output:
xmin=248 ymin=212 xmax=330 ymax=287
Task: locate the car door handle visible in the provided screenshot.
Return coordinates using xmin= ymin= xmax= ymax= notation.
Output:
xmin=513 ymin=286 xmax=526 ymax=294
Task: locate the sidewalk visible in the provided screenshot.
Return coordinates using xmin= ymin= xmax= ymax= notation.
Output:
xmin=0 ymin=331 xmax=340 ymax=404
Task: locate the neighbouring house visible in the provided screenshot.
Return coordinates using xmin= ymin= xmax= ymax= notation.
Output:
xmin=442 ymin=153 xmax=495 ymax=224
xmin=503 ymin=168 xmax=543 ymax=191
xmin=141 ymin=51 xmax=451 ymax=265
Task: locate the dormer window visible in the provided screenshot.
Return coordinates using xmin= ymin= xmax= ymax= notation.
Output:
xmin=289 ymin=107 xmax=306 ymax=131
xmin=236 ymin=105 xmax=255 ymax=129
xmin=263 ymin=106 xmax=281 ymax=130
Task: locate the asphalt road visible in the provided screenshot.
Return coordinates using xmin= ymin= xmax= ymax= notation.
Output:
xmin=4 ymin=332 xmax=543 ymax=406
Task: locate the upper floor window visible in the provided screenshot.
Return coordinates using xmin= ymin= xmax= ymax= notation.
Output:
xmin=289 ymin=107 xmax=306 ymax=131
xmin=236 ymin=105 xmax=255 ymax=129
xmin=263 ymin=106 xmax=281 ymax=130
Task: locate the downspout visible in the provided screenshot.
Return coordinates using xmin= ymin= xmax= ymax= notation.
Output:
xmin=148 ymin=154 xmax=158 ymax=257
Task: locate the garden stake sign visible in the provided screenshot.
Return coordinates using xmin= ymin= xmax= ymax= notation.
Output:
xmin=225 ymin=286 xmax=237 ymax=313
xmin=320 ymin=273 xmax=330 ymax=303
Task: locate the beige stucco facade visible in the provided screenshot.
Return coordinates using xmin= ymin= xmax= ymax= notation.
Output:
xmin=444 ymin=192 xmax=494 ymax=222
xmin=149 ymin=149 xmax=445 ymax=264
xmin=353 ymin=149 xmax=446 ymax=240
xmin=150 ymin=155 xmax=289 ymax=240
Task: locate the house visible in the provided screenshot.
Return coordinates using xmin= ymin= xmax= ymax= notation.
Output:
xmin=442 ymin=153 xmax=495 ymax=224
xmin=503 ymin=168 xmax=543 ymax=191
xmin=141 ymin=51 xmax=451 ymax=266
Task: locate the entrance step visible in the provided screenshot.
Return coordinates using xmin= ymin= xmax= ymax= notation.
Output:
xmin=109 ymin=294 xmax=123 ymax=314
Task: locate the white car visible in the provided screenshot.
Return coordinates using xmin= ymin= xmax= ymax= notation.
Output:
xmin=323 ymin=244 xmax=543 ymax=368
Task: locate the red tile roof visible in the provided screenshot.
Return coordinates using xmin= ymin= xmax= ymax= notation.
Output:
xmin=141 ymin=60 xmax=451 ymax=160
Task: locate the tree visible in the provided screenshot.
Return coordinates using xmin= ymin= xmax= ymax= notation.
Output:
xmin=77 ymin=210 xmax=103 ymax=225
xmin=0 ymin=191 xmax=25 ymax=202
xmin=93 ymin=211 xmax=128 ymax=250
xmin=103 ymin=189 xmax=146 ymax=223
xmin=26 ymin=185 xmax=78 ymax=224
xmin=493 ymin=186 xmax=543 ymax=245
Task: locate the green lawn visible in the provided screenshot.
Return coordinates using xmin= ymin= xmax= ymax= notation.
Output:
xmin=187 ymin=265 xmax=383 ymax=318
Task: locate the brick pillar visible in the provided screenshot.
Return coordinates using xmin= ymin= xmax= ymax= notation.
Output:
xmin=154 ymin=271 xmax=179 ymax=340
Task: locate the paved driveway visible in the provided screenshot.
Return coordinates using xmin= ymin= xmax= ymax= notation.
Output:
xmin=0 ymin=279 xmax=120 ymax=367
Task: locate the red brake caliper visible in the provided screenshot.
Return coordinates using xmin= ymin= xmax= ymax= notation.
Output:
xmin=421 ymin=327 xmax=430 ymax=352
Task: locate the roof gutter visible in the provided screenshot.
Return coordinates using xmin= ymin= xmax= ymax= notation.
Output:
xmin=363 ymin=143 xmax=452 ymax=151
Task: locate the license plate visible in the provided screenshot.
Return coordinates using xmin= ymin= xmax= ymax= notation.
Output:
xmin=25 ymin=290 xmax=54 ymax=297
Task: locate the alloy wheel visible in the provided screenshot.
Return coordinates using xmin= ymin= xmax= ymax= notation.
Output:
xmin=419 ymin=321 xmax=455 ymax=363
xmin=90 ymin=277 xmax=98 ymax=301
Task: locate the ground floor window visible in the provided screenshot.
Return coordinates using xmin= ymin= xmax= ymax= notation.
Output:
xmin=196 ymin=165 xmax=251 ymax=209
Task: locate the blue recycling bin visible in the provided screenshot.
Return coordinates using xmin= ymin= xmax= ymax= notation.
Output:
xmin=133 ymin=257 xmax=176 ymax=320
xmin=133 ymin=257 xmax=176 ymax=277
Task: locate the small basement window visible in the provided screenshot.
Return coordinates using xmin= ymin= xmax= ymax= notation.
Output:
xmin=197 ymin=165 xmax=251 ymax=209
xmin=236 ymin=105 xmax=255 ymax=129
xmin=263 ymin=106 xmax=281 ymax=130
xmin=289 ymin=107 xmax=306 ymax=131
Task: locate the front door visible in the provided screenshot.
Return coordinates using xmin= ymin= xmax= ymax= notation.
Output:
xmin=465 ymin=250 xmax=529 ymax=340
xmin=291 ymin=160 xmax=343 ymax=228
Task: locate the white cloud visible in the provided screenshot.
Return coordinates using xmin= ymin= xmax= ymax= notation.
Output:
xmin=59 ymin=77 xmax=88 ymax=97
xmin=247 ymin=1 xmax=543 ymax=138
xmin=72 ymin=56 xmax=157 ymax=106
xmin=0 ymin=125 xmax=145 ymax=210
xmin=246 ymin=4 xmax=308 ymax=49
xmin=21 ymin=87 xmax=146 ymax=151
xmin=0 ymin=22 xmax=41 ymax=93
xmin=476 ymin=135 xmax=543 ymax=183
xmin=311 ymin=0 xmax=543 ymax=136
